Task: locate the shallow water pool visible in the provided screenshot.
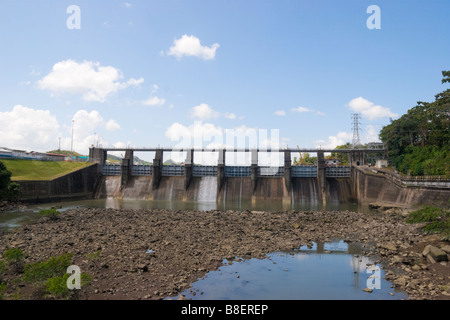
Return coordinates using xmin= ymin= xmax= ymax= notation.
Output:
xmin=176 ymin=240 xmax=408 ymax=300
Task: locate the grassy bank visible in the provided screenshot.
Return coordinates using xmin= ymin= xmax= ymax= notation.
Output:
xmin=0 ymin=159 xmax=92 ymax=181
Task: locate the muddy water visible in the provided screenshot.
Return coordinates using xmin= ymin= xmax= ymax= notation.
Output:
xmin=174 ymin=240 xmax=408 ymax=300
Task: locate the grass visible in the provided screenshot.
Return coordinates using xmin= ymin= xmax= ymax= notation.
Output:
xmin=406 ymin=205 xmax=450 ymax=240
xmin=1 ymin=159 xmax=92 ymax=181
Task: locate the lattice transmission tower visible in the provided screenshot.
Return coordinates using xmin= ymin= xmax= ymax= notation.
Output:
xmin=352 ymin=113 xmax=362 ymax=149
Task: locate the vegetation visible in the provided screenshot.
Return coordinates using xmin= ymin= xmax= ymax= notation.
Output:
xmin=22 ymin=253 xmax=74 ymax=283
xmin=380 ymin=71 xmax=449 ymax=176
xmin=329 ymin=143 xmax=352 ymax=165
xmin=3 ymin=248 xmax=25 ymax=273
xmin=38 ymin=208 xmax=61 ymax=220
xmin=406 ymin=206 xmax=450 ymax=240
xmin=293 ymin=152 xmax=317 ymax=165
xmin=0 ymin=159 xmax=91 ymax=181
xmin=0 ymin=249 xmax=92 ymax=300
xmin=0 ymin=161 xmax=21 ymax=201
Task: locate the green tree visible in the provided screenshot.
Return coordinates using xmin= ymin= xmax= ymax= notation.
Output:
xmin=380 ymin=71 xmax=450 ymax=176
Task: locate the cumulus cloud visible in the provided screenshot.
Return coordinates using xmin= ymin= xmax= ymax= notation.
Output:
xmin=224 ymin=112 xmax=236 ymax=119
xmin=37 ymin=59 xmax=144 ymax=102
xmin=0 ymin=105 xmax=60 ymax=151
xmin=142 ymin=96 xmax=166 ymax=106
xmin=142 ymin=84 xmax=166 ymax=106
xmin=166 ymin=35 xmax=219 ymax=60
xmin=190 ymin=104 xmax=239 ymax=120
xmin=347 ymin=97 xmax=398 ymax=120
xmin=190 ymin=104 xmax=220 ymax=120
xmin=291 ymin=106 xmax=325 ymax=116
xmin=106 ymin=119 xmax=121 ymax=131
xmin=274 ymin=110 xmax=286 ymax=116
xmin=0 ymin=105 xmax=126 ymax=154
xmin=291 ymin=106 xmax=311 ymax=113
xmin=316 ymin=131 xmax=353 ymax=149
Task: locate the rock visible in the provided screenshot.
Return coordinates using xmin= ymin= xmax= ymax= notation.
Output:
xmin=137 ymin=264 xmax=148 ymax=272
xmin=423 ymin=245 xmax=448 ymax=262
xmin=441 ymin=245 xmax=450 ymax=254
xmin=362 ymin=288 xmax=373 ymax=293
xmin=380 ymin=242 xmax=397 ymax=252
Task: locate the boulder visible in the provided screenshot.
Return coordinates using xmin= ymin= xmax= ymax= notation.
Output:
xmin=422 ymin=245 xmax=448 ymax=263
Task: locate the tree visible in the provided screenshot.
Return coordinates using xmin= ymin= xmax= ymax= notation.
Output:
xmin=380 ymin=71 xmax=450 ymax=176
xmin=0 ymin=161 xmax=21 ymax=201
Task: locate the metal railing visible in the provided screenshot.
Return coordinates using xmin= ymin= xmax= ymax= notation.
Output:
xmin=193 ymin=166 xmax=217 ymax=177
xmin=258 ymin=166 xmax=284 ymax=177
xmin=161 ymin=165 xmax=184 ymax=176
xmin=132 ymin=165 xmax=152 ymax=176
xmin=292 ymin=166 xmax=317 ymax=177
xmin=102 ymin=164 xmax=121 ymax=175
xmin=225 ymin=166 xmax=252 ymax=177
xmin=326 ymin=166 xmax=351 ymax=178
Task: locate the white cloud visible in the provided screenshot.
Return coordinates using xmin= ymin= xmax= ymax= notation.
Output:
xmin=190 ymin=104 xmax=240 ymax=120
xmin=291 ymin=106 xmax=325 ymax=116
xmin=224 ymin=112 xmax=236 ymax=119
xmin=106 ymin=119 xmax=121 ymax=131
xmin=123 ymin=2 xmax=133 ymax=7
xmin=166 ymin=35 xmax=219 ymax=60
xmin=37 ymin=59 xmax=144 ymax=102
xmin=142 ymin=96 xmax=166 ymax=106
xmin=274 ymin=110 xmax=286 ymax=116
xmin=291 ymin=106 xmax=311 ymax=113
xmin=0 ymin=105 xmax=126 ymax=155
xmin=0 ymin=105 xmax=60 ymax=151
xmin=316 ymin=131 xmax=353 ymax=149
xmin=347 ymin=97 xmax=398 ymax=120
xmin=142 ymin=84 xmax=166 ymax=106
xmin=190 ymin=103 xmax=220 ymax=120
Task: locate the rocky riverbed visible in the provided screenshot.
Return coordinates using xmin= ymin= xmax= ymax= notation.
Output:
xmin=0 ymin=207 xmax=449 ymax=300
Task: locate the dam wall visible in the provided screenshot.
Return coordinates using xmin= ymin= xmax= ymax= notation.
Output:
xmin=15 ymin=164 xmax=99 ymax=203
xmin=95 ymin=175 xmax=354 ymax=207
xmin=352 ymin=166 xmax=450 ymax=208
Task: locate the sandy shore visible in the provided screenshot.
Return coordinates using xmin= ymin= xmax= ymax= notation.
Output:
xmin=0 ymin=208 xmax=449 ymax=300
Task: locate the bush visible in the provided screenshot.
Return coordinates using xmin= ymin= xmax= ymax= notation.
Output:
xmin=38 ymin=208 xmax=61 ymax=220
xmin=0 ymin=281 xmax=6 ymax=300
xmin=45 ymin=273 xmax=92 ymax=300
xmin=3 ymin=248 xmax=25 ymax=273
xmin=406 ymin=206 xmax=450 ymax=239
xmin=23 ymin=253 xmax=73 ymax=283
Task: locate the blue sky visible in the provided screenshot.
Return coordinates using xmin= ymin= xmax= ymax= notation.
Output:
xmin=1 ymin=0 xmax=449 ymax=162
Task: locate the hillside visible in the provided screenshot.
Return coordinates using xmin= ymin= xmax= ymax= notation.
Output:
xmin=1 ymin=159 xmax=92 ymax=181
xmin=380 ymin=71 xmax=449 ymax=176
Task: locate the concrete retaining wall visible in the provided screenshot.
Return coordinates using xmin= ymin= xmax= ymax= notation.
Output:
xmin=352 ymin=166 xmax=450 ymax=208
xmin=15 ymin=164 xmax=99 ymax=203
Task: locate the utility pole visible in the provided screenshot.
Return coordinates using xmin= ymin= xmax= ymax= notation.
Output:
xmin=58 ymin=136 xmax=61 ymax=152
xmin=71 ymin=119 xmax=74 ymax=159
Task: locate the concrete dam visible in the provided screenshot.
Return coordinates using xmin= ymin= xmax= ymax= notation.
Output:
xmin=90 ymin=147 xmax=361 ymax=206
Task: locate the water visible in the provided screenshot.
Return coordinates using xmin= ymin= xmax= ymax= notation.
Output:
xmin=173 ymin=240 xmax=408 ymax=300
xmin=197 ymin=176 xmax=217 ymax=202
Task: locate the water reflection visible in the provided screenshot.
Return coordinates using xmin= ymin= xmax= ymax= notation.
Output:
xmin=173 ymin=240 xmax=408 ymax=300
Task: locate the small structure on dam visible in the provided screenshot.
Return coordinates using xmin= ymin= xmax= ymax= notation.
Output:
xmin=89 ymin=146 xmax=384 ymax=205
